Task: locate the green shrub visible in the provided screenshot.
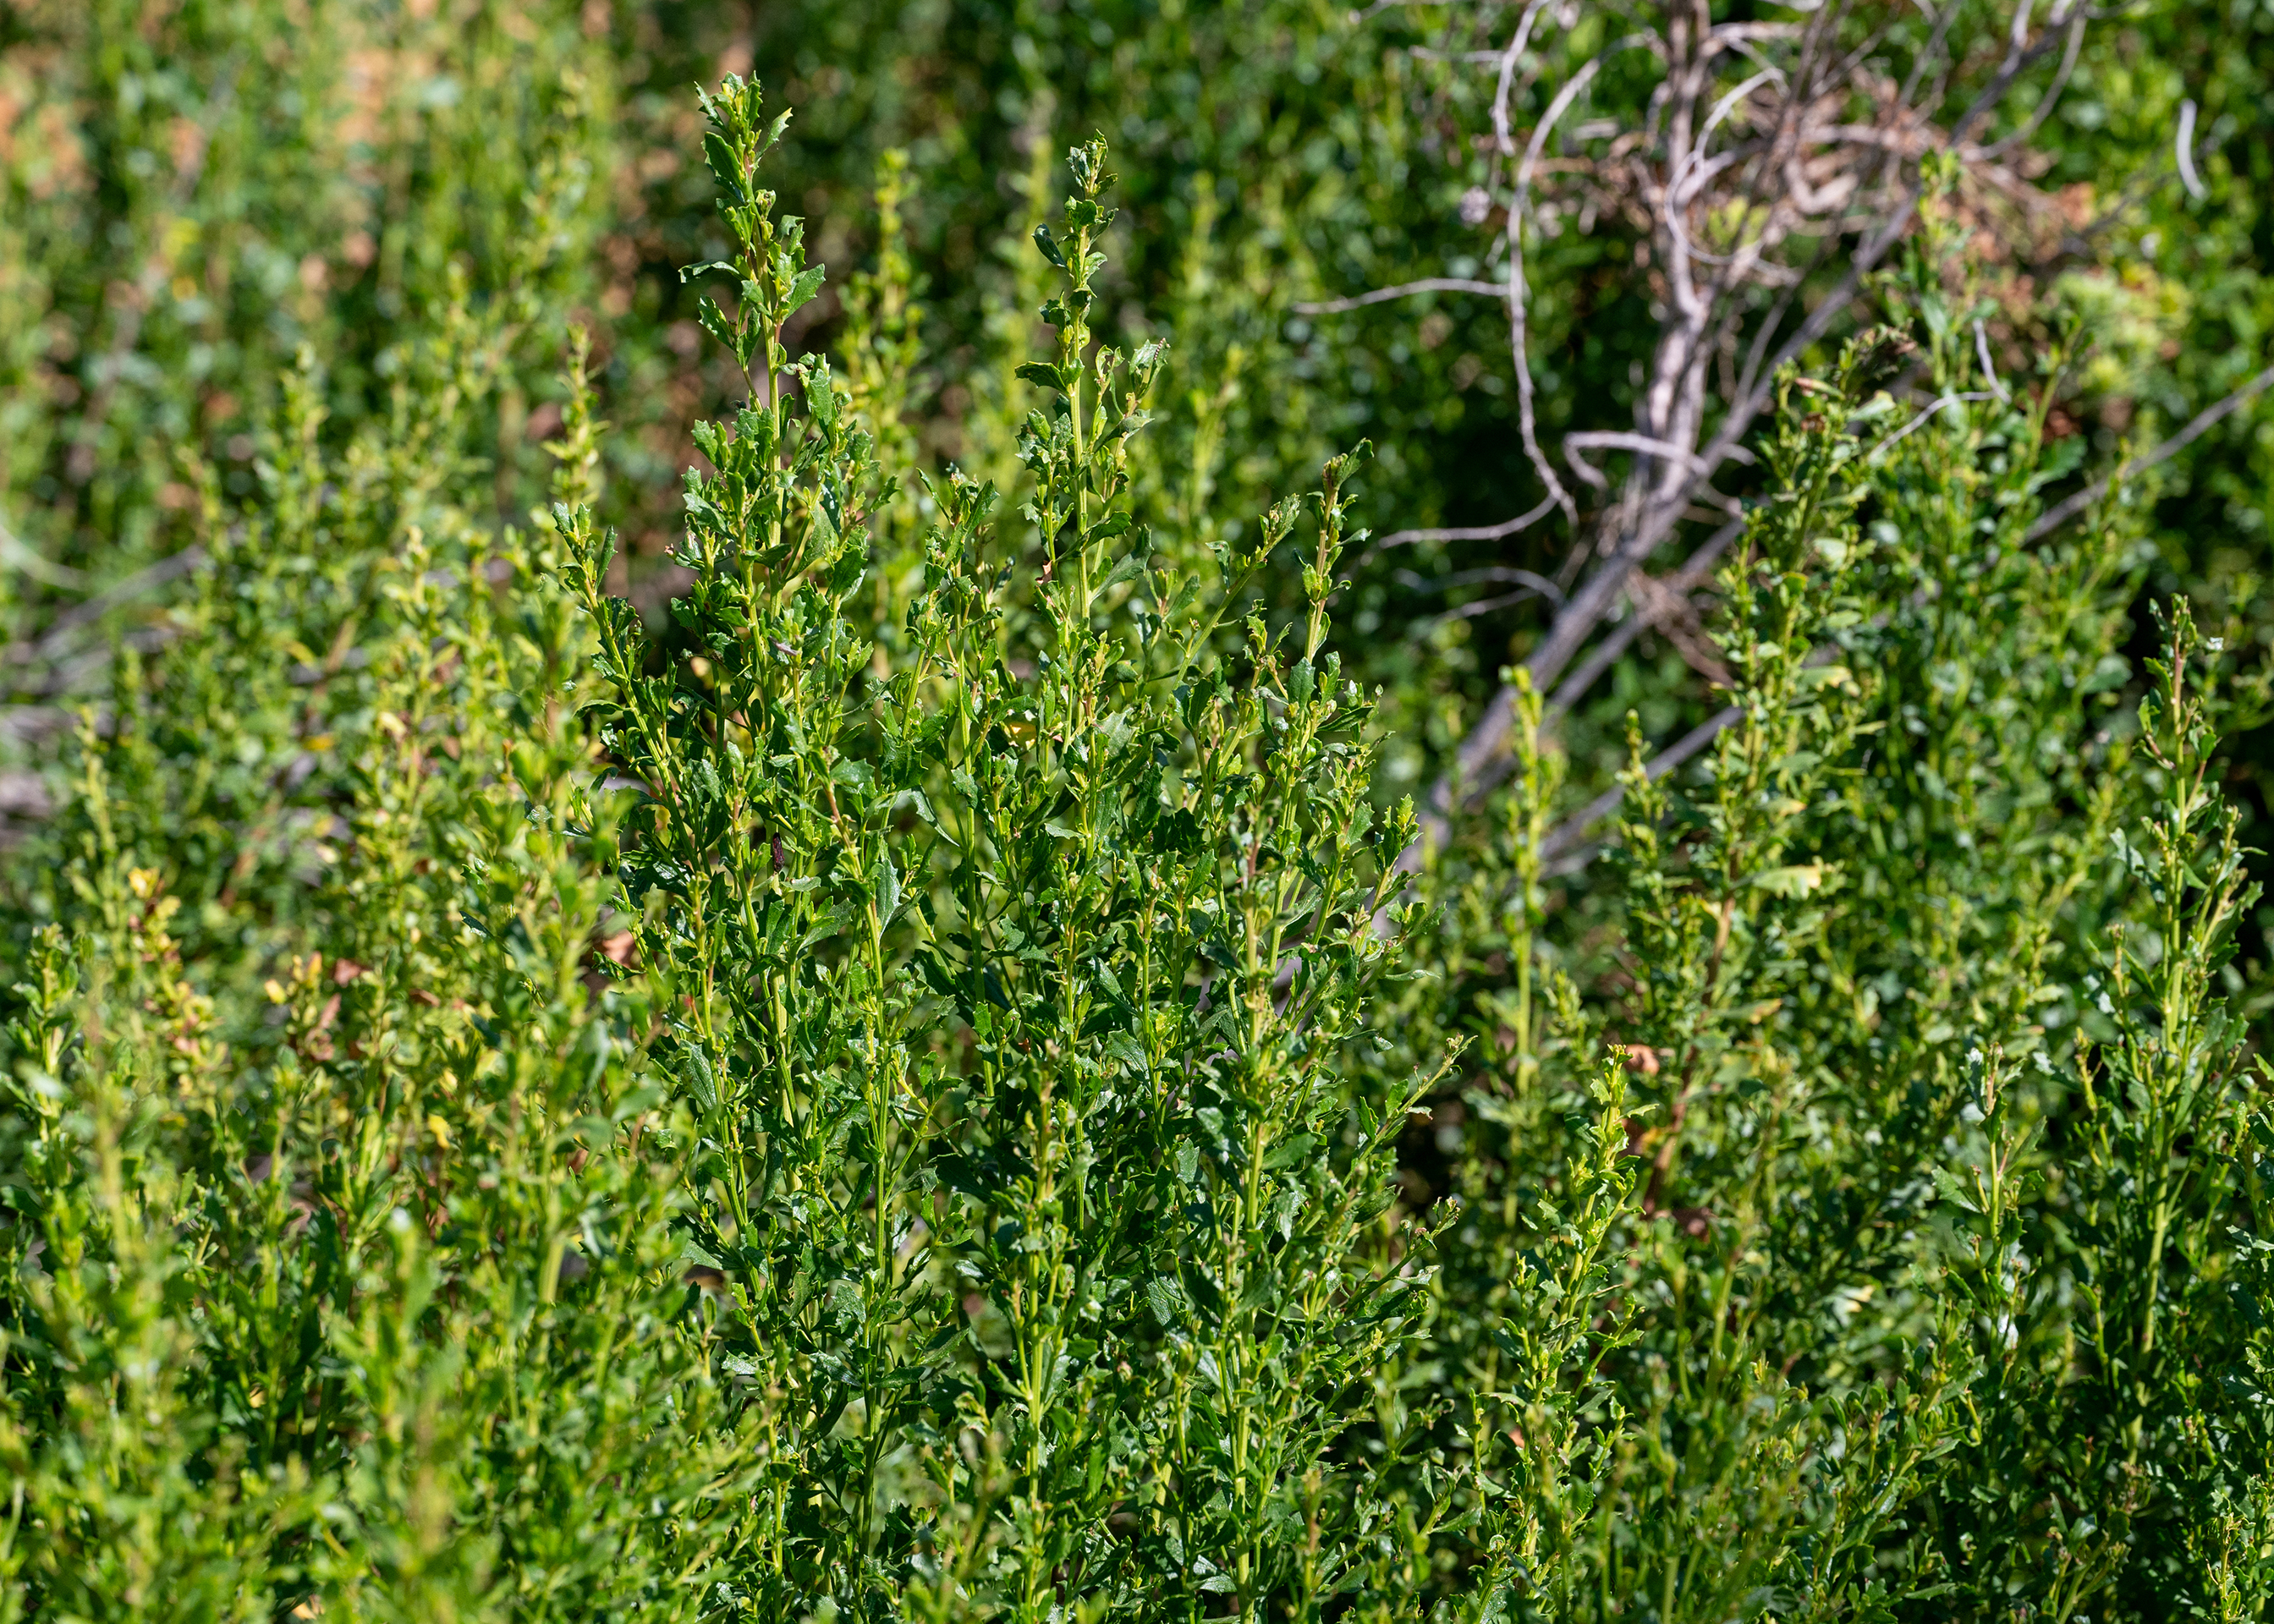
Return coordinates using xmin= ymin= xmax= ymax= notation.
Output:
xmin=0 ymin=304 xmax=731 ymax=1617
xmin=4 ymin=65 xmax=2273 ymax=1624
xmin=558 ymin=80 xmax=1447 ymax=1613
xmin=1372 ymin=268 xmax=2274 ymax=1614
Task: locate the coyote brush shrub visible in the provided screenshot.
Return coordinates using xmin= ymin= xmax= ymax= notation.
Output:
xmin=1367 ymin=245 xmax=2274 ymax=1614
xmin=558 ymin=79 xmax=1439 ymax=1614
xmin=3 ymin=74 xmax=2272 ymax=1624
xmin=0 ymin=311 xmax=723 ymax=1617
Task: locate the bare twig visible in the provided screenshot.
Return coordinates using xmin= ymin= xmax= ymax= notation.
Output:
xmin=1546 ymin=513 xmax=1744 ymax=721
xmin=1539 ymin=704 xmax=1744 ymax=869
xmin=0 ymin=767 xmax=52 ymax=821
xmin=1495 ymin=7 xmax=1623 ymax=535
xmin=1 ymin=517 xmax=86 ymax=589
xmin=1294 ymin=277 xmax=1512 ymax=315
xmin=2024 ymin=361 xmax=2274 ymax=542
xmin=1974 ymin=320 xmax=2011 ymax=403
xmin=1519 ymin=358 xmax=2274 ymax=875
xmin=1396 ymin=564 xmax=1568 ymax=604
xmin=1978 ymin=8 xmax=2086 ymax=160
xmin=1563 ymin=431 xmax=1753 ymax=489
xmin=8 ymin=546 xmax=208 ymax=668
xmin=0 ymin=708 xmax=74 ymax=746
xmin=1368 ymin=494 xmax=1562 ymax=555
xmin=1435 ymin=514 xmax=1744 ymax=816
xmin=1413 ymin=585 xmax=1561 ymax=632
xmin=1869 ymin=392 xmax=1996 ymax=461
xmin=2176 ymin=98 xmax=2206 ymax=201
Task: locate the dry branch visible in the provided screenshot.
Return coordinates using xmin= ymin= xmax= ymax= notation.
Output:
xmin=1361 ymin=0 xmax=2117 ymax=867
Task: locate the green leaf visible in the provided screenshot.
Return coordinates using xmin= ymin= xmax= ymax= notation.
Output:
xmin=872 ymin=853 xmax=901 ymax=926
xmin=703 ymin=130 xmax=745 ymax=200
xmin=1930 ymin=1166 xmax=1980 ymax=1215
xmin=695 ymin=295 xmax=744 ymax=364
xmin=787 ymin=262 xmax=827 ymax=316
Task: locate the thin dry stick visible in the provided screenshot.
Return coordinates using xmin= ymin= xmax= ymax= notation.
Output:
xmin=1540 ymin=704 xmax=1744 ymax=868
xmin=1975 ymin=321 xmax=2012 ymax=403
xmin=1293 ymin=277 xmax=1511 ymax=315
xmin=1870 ymin=392 xmax=1997 ymax=461
xmin=1564 ymin=431 xmax=1751 ymax=489
xmin=2176 ymin=97 xmax=2206 ymax=202
xmin=1441 ymin=516 xmax=1743 ymax=815
xmin=24 ymin=547 xmax=208 ymax=658
xmin=1545 ymin=515 xmax=1744 ymax=721
xmin=1695 ymin=10 xmax=2085 ymax=475
xmin=2024 ymin=361 xmax=2274 ymax=542
xmin=0 ymin=517 xmax=85 ymax=589
xmin=1540 ymin=359 xmax=2274 ymax=872
xmin=7 ymin=547 xmax=210 ymax=697
xmin=1497 ymin=11 xmax=1637 ymax=535
xmin=1369 ymin=495 xmax=1563 ymax=556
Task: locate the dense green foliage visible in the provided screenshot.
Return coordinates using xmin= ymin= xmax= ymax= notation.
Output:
xmin=6 ymin=2 xmax=2274 ymax=1618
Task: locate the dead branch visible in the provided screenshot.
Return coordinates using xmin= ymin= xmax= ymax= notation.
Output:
xmin=1540 ymin=704 xmax=1744 ymax=871
xmin=1357 ymin=0 xmax=2102 ymax=867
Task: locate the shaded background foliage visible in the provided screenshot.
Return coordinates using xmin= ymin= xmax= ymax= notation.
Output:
xmin=0 ymin=0 xmax=2261 ymax=1318
xmin=8 ymin=0 xmax=2273 ymax=871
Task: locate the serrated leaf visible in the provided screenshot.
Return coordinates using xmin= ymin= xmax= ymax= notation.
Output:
xmin=787 ymin=262 xmax=827 ymax=316
xmin=695 ymin=295 xmax=744 ymax=364
xmin=703 ymin=131 xmax=745 ymax=200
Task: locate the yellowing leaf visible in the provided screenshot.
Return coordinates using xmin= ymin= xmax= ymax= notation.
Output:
xmin=1753 ymin=863 xmax=1827 ymax=898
